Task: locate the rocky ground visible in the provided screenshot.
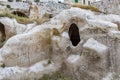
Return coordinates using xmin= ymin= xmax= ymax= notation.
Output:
xmin=92 ymin=0 xmax=120 ymax=15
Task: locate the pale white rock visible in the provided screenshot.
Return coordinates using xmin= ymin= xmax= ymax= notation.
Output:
xmin=0 ymin=60 xmax=60 ymax=80
xmin=0 ymin=66 xmax=26 ymax=79
xmin=67 ymin=55 xmax=80 ymax=64
xmin=61 ymin=32 xmax=69 ymax=38
xmin=101 ymin=14 xmax=120 ymax=23
xmin=70 ymin=7 xmax=94 ymax=20
xmin=0 ymin=7 xmax=120 ymax=80
xmin=109 ymin=30 xmax=120 ymax=39
xmin=65 ymin=55 xmax=81 ymax=75
xmin=106 ymin=14 xmax=120 ymax=23
xmin=0 ymin=18 xmax=27 ymax=34
xmin=87 ymin=19 xmax=118 ymax=31
xmin=95 ymin=14 xmax=120 ymax=27
xmin=0 ymin=18 xmax=27 ymax=39
xmin=24 ymin=22 xmax=37 ymax=33
xmin=102 ymin=72 xmax=113 ymax=80
xmin=29 ymin=60 xmax=59 ymax=73
xmin=83 ymin=38 xmax=108 ymax=54
xmin=50 ymin=7 xmax=94 ymax=25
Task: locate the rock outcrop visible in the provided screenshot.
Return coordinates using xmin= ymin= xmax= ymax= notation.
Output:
xmin=2 ymin=2 xmax=70 ymax=19
xmin=0 ymin=7 xmax=120 ymax=80
xmin=0 ymin=17 xmax=37 ymax=40
xmin=92 ymin=0 xmax=120 ymax=15
xmin=29 ymin=2 xmax=39 ymax=20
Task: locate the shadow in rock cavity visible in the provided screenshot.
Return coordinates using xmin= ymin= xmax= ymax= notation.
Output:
xmin=68 ymin=23 xmax=80 ymax=46
xmin=0 ymin=23 xmax=6 ymax=47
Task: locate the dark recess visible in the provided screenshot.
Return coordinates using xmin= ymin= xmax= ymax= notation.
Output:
xmin=12 ymin=11 xmax=28 ymax=18
xmin=69 ymin=23 xmax=80 ymax=46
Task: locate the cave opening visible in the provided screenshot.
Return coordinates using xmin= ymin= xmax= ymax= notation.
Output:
xmin=69 ymin=23 xmax=80 ymax=46
xmin=11 ymin=11 xmax=28 ymax=18
xmin=0 ymin=23 xmax=6 ymax=47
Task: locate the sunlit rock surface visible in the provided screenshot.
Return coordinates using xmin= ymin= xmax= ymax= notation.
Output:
xmin=2 ymin=2 xmax=70 ymax=18
xmin=29 ymin=2 xmax=39 ymax=20
xmin=92 ymin=0 xmax=120 ymax=15
xmin=0 ymin=7 xmax=120 ymax=80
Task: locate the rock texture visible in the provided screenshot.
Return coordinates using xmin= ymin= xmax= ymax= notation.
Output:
xmin=29 ymin=2 xmax=39 ymax=20
xmin=2 ymin=2 xmax=70 ymax=18
xmin=0 ymin=7 xmax=120 ymax=80
xmin=0 ymin=17 xmax=37 ymax=40
xmin=38 ymin=2 xmax=70 ymax=18
xmin=92 ymin=0 xmax=120 ymax=15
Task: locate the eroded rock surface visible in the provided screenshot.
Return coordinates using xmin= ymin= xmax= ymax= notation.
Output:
xmin=0 ymin=7 xmax=120 ymax=80
xmin=0 ymin=17 xmax=37 ymax=40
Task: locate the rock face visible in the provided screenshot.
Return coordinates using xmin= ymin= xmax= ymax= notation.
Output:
xmin=29 ymin=2 xmax=39 ymax=20
xmin=92 ymin=0 xmax=120 ymax=15
xmin=38 ymin=2 xmax=70 ymax=18
xmin=2 ymin=2 xmax=70 ymax=18
xmin=0 ymin=17 xmax=37 ymax=40
xmin=1 ymin=7 xmax=120 ymax=80
xmin=0 ymin=18 xmax=26 ymax=40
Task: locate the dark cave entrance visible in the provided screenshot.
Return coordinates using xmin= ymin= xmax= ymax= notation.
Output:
xmin=11 ymin=11 xmax=28 ymax=18
xmin=0 ymin=23 xmax=6 ymax=43
xmin=69 ymin=23 xmax=80 ymax=46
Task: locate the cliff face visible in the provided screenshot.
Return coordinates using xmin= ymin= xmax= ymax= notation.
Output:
xmin=0 ymin=7 xmax=120 ymax=80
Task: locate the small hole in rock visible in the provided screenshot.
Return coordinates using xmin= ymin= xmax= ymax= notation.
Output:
xmin=11 ymin=11 xmax=28 ymax=18
xmin=0 ymin=23 xmax=6 ymax=47
xmin=68 ymin=23 xmax=80 ymax=46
